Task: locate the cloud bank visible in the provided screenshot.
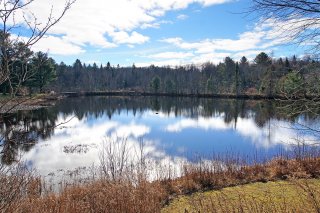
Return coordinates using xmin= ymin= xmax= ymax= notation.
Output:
xmin=11 ymin=0 xmax=232 ymax=55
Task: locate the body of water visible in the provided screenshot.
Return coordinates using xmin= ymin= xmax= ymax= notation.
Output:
xmin=1 ymin=96 xmax=319 ymax=179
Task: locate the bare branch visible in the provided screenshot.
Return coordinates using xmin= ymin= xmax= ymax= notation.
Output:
xmin=250 ymin=0 xmax=320 ymax=54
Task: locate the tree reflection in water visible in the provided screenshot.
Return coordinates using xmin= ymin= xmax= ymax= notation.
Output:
xmin=1 ymin=96 xmax=319 ymax=165
xmin=0 ymin=108 xmax=58 ymax=165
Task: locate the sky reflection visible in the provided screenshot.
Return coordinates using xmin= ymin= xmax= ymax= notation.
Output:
xmin=20 ymin=100 xmax=319 ymax=178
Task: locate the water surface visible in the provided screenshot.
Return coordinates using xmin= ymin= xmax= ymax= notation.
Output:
xmin=1 ymin=96 xmax=319 ymax=178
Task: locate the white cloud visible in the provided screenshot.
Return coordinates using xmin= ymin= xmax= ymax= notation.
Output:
xmin=110 ymin=122 xmax=151 ymax=138
xmin=32 ymin=36 xmax=85 ymax=55
xmin=165 ymin=116 xmax=319 ymax=149
xmin=148 ymin=51 xmax=194 ymax=59
xmin=140 ymin=23 xmax=161 ymax=29
xmin=135 ymin=59 xmax=186 ymax=67
xmin=199 ymin=0 xmax=233 ymax=6
xmin=22 ymin=114 xmax=188 ymax=181
xmin=161 ymin=31 xmax=264 ymax=54
xmin=191 ymin=52 xmax=230 ymax=64
xmin=135 ymin=51 xmax=229 ymax=67
xmin=166 ymin=116 xmax=230 ymax=132
xmin=177 ymin=14 xmax=188 ymax=20
xmin=156 ymin=20 xmax=296 ymax=65
xmin=110 ymin=31 xmax=150 ymax=45
xmin=6 ymin=0 xmax=312 ymax=64
xmin=10 ymin=0 xmax=232 ymax=56
xmin=140 ymin=20 xmax=173 ymax=29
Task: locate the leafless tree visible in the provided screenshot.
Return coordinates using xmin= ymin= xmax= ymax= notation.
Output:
xmin=0 ymin=0 xmax=75 ymax=210
xmin=0 ymin=0 xmax=76 ymax=95
xmin=251 ymin=0 xmax=320 ymax=54
xmin=251 ymin=1 xmax=320 ymax=142
xmin=0 ymin=0 xmax=76 ymax=164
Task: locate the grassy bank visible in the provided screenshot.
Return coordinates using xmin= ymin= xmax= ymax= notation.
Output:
xmin=163 ymin=179 xmax=320 ymax=213
xmin=1 ymin=153 xmax=320 ymax=212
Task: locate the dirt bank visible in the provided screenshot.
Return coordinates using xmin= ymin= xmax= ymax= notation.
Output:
xmin=0 ymin=94 xmax=64 ymax=113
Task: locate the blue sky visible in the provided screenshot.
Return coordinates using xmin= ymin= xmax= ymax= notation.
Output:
xmin=9 ymin=0 xmax=307 ymax=66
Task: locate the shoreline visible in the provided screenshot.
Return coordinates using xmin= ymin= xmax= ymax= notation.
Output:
xmin=0 ymin=94 xmax=64 ymax=113
xmin=1 ymin=91 xmax=319 ymax=113
xmin=61 ymin=91 xmax=319 ymax=101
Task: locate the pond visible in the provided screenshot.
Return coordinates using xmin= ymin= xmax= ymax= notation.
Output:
xmin=0 ymin=96 xmax=319 ymax=179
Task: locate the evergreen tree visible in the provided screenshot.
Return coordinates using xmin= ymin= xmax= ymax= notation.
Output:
xmin=165 ymin=79 xmax=175 ymax=93
xmin=29 ymin=52 xmax=56 ymax=93
xmin=206 ymin=77 xmax=214 ymax=94
xmin=106 ymin=62 xmax=111 ymax=70
xmin=254 ymin=52 xmax=271 ymax=66
xmin=150 ymin=76 xmax=161 ymax=93
xmin=235 ymin=62 xmax=240 ymax=95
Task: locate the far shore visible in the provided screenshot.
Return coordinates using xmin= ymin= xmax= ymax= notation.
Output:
xmin=1 ymin=90 xmax=319 ymax=113
xmin=61 ymin=90 xmax=319 ymax=101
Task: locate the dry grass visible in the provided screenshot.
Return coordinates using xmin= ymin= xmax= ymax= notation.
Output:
xmin=0 ymin=164 xmax=38 ymax=212
xmin=1 ymin=149 xmax=320 ymax=213
xmin=162 ymin=179 xmax=320 ymax=213
xmin=11 ymin=180 xmax=166 ymax=213
xmin=160 ymin=156 xmax=320 ymax=196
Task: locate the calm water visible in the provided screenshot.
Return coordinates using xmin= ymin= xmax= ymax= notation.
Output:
xmin=1 ymin=96 xmax=319 ymax=177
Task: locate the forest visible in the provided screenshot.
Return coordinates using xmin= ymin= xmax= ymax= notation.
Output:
xmin=1 ymin=48 xmax=320 ymax=99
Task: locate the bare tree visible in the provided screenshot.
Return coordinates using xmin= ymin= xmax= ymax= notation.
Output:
xmin=0 ymin=0 xmax=76 ymax=95
xmin=251 ymin=1 xmax=320 ymax=141
xmin=0 ymin=1 xmax=75 ymax=210
xmin=251 ymin=0 xmax=320 ymax=54
xmin=0 ymin=0 xmax=76 ymax=163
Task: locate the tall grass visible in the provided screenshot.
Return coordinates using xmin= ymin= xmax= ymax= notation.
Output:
xmin=0 ymin=163 xmax=38 ymax=212
xmin=1 ymin=138 xmax=320 ymax=212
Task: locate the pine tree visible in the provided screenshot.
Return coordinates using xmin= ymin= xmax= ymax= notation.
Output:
xmin=29 ymin=52 xmax=56 ymax=93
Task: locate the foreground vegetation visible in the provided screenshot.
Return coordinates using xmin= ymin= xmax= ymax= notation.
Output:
xmin=1 ymin=147 xmax=320 ymax=213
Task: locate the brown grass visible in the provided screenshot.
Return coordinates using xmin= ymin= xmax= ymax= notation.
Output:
xmin=159 ymin=155 xmax=320 ymax=196
xmin=11 ymin=180 xmax=165 ymax=213
xmin=1 ymin=152 xmax=320 ymax=212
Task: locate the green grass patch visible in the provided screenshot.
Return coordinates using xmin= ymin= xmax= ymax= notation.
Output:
xmin=162 ymin=179 xmax=320 ymax=213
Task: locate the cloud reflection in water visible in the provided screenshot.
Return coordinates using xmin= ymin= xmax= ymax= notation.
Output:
xmin=22 ymin=109 xmax=319 ymax=178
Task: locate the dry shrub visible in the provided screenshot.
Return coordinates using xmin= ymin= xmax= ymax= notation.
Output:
xmin=3 ymin=155 xmax=320 ymax=213
xmin=11 ymin=180 xmax=166 ymax=213
xmin=2 ymin=147 xmax=320 ymax=212
xmin=163 ymin=156 xmax=320 ymax=197
xmin=0 ymin=163 xmax=38 ymax=212
xmin=268 ymin=157 xmax=320 ymax=179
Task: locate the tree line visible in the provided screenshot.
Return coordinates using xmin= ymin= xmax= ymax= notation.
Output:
xmin=3 ymin=49 xmax=319 ymax=98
